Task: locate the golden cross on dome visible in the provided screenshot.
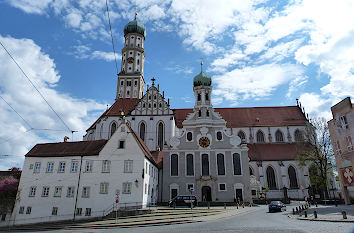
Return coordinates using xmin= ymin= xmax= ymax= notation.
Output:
xmin=200 ymin=57 xmax=203 ymax=72
xmin=151 ymin=77 xmax=156 ymax=85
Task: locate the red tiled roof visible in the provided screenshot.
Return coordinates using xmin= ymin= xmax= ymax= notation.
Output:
xmin=87 ymin=98 xmax=140 ymax=130
xmin=173 ymin=106 xmax=307 ymax=128
xmin=127 ymin=123 xmax=158 ymax=167
xmin=247 ymin=143 xmax=299 ymax=161
xmin=26 ymin=140 xmax=108 ymax=157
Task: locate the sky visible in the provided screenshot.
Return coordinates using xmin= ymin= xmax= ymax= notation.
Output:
xmin=0 ymin=0 xmax=353 ymax=170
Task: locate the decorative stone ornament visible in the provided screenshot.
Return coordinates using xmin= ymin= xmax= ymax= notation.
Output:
xmin=169 ymin=136 xmax=180 ymax=149
xmin=230 ymin=135 xmax=241 ymax=147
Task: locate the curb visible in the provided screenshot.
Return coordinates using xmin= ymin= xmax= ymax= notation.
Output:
xmin=287 ymin=214 xmax=354 ymax=223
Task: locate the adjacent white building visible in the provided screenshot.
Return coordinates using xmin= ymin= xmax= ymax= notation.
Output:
xmin=10 ymin=121 xmax=158 ymax=225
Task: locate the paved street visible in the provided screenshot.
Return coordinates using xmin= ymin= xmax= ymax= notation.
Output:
xmin=25 ymin=204 xmax=354 ymax=233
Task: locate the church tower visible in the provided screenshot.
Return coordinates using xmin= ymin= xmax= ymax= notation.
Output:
xmin=193 ymin=60 xmax=213 ymax=119
xmin=116 ymin=13 xmax=146 ymax=99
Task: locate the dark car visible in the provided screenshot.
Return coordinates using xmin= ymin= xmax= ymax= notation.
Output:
xmin=268 ymin=201 xmax=286 ymax=212
xmin=168 ymin=195 xmax=198 ymax=207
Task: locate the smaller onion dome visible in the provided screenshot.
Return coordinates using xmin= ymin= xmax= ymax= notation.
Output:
xmin=193 ymin=71 xmax=212 ymax=87
xmin=124 ymin=18 xmax=146 ymax=38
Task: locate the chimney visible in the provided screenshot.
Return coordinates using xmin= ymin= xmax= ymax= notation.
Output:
xmin=64 ymin=136 xmax=69 ymax=142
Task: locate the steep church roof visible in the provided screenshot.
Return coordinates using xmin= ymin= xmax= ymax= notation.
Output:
xmin=26 ymin=140 xmax=108 ymax=157
xmin=173 ymin=106 xmax=307 ymax=128
xmin=87 ymin=98 xmax=140 ymax=131
xmin=247 ymin=143 xmax=299 ymax=161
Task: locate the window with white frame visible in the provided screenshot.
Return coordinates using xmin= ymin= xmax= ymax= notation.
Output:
xmin=340 ymin=115 xmax=348 ymax=128
xmin=71 ymin=161 xmax=78 ymax=173
xmin=46 ymin=162 xmax=54 ymax=173
xmin=52 ymin=207 xmax=58 ymax=216
xmin=82 ymin=186 xmax=90 ymax=198
xmin=34 ymin=162 xmax=41 ymax=173
xmin=216 ymin=131 xmax=223 ymax=141
xmin=29 ymin=186 xmax=36 ymax=197
xmin=217 ymin=153 xmax=225 ymax=176
xmin=85 ymin=161 xmax=93 ymax=172
xmin=100 ymin=182 xmax=109 ymax=194
xmin=102 ymin=160 xmax=111 ymax=173
xmin=186 ymin=132 xmax=193 ymax=141
xmin=85 ymin=208 xmax=91 ymax=216
xmin=171 ymin=154 xmax=178 ymax=176
xmin=186 ymin=154 xmax=194 ymax=176
xmin=26 ymin=207 xmax=32 ymax=214
xmin=42 ymin=186 xmax=50 ymax=197
xmin=67 ymin=186 xmax=75 ymax=198
xmin=58 ymin=162 xmax=66 ymax=173
xmin=19 ymin=207 xmax=24 ymax=214
xmin=145 ymin=183 xmax=147 ymax=194
xmin=54 ymin=186 xmax=62 ymax=197
xmin=118 ymin=140 xmax=125 ymax=149
xmin=201 ymin=154 xmax=209 ymax=176
xmin=124 ymin=160 xmax=133 ymax=173
xmin=122 ymin=182 xmax=132 ymax=194
xmin=218 ymin=183 xmax=226 ymax=191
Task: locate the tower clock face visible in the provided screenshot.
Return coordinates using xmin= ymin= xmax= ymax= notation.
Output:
xmin=199 ymin=136 xmax=210 ymax=148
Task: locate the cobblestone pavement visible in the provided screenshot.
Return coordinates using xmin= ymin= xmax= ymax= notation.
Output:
xmin=16 ymin=203 xmax=354 ymax=233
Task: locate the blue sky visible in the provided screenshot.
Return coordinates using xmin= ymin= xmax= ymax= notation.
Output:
xmin=0 ymin=0 xmax=354 ymax=169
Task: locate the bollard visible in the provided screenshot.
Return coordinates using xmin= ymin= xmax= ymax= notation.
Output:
xmin=207 ymin=202 xmax=210 ymax=210
xmin=296 ymin=207 xmax=299 ymax=214
xmin=242 ymin=203 xmax=244 ymax=208
xmin=292 ymin=208 xmax=295 ymax=215
xmin=302 ymin=205 xmax=304 ymax=210
xmin=236 ymin=204 xmax=239 ymax=209
xmin=314 ymin=210 xmax=317 ymax=219
xmin=224 ymin=203 xmax=226 ymax=209
xmin=342 ymin=211 xmax=347 ymax=219
xmin=304 ymin=211 xmax=307 ymax=218
xmin=315 ymin=202 xmax=318 ymax=207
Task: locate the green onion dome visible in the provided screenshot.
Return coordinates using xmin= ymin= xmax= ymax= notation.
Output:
xmin=193 ymin=71 xmax=212 ymax=87
xmin=124 ymin=19 xmax=146 ymax=38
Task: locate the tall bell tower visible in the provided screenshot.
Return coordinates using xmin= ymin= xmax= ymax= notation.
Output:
xmin=116 ymin=12 xmax=146 ymax=99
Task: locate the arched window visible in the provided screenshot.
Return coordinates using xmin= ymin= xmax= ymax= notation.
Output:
xmin=110 ymin=122 xmax=117 ymax=137
xmin=275 ymin=130 xmax=284 ymax=142
xmin=266 ymin=166 xmax=277 ymax=190
xmin=139 ymin=122 xmax=146 ymax=141
xmin=186 ymin=132 xmax=193 ymax=141
xmin=238 ymin=131 xmax=246 ymax=142
xmin=249 ymin=167 xmax=254 ymax=176
xmin=157 ymin=122 xmax=164 ymax=150
xmin=217 ymin=153 xmax=225 ymax=175
xmin=216 ymin=131 xmax=222 ymax=141
xmin=197 ymin=93 xmax=201 ymax=101
xmin=186 ymin=154 xmax=194 ymax=176
xmin=288 ymin=166 xmax=298 ymax=189
xmin=170 ymin=154 xmax=178 ymax=176
xmin=233 ymin=153 xmax=241 ymax=175
xmin=294 ymin=129 xmax=303 ymax=142
xmin=205 ymin=93 xmax=209 ymax=101
xmin=256 ymin=130 xmax=265 ymax=143
xmin=201 ymin=154 xmax=209 ymax=176
xmin=198 ymin=110 xmax=201 ymax=117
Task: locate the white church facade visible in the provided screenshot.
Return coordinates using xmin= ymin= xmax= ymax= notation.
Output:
xmin=8 ymin=15 xmax=311 ymax=225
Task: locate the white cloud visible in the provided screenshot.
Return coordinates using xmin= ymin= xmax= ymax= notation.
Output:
xmin=72 ymin=44 xmax=119 ymax=61
xmin=298 ymin=93 xmax=333 ymax=120
xmin=7 ymin=0 xmax=53 ymax=14
xmin=0 ymin=35 xmax=105 ymax=170
xmin=213 ymin=63 xmax=305 ymax=103
xmin=92 ymin=50 xmax=117 ymax=61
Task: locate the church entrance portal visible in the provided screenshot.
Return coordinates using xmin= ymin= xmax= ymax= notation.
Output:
xmin=201 ymin=186 xmax=212 ymax=202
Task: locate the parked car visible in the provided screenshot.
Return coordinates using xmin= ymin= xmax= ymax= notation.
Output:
xmin=268 ymin=201 xmax=286 ymax=212
xmin=169 ymin=195 xmax=198 ymax=207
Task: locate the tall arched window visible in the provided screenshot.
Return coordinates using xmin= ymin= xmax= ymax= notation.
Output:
xmin=217 ymin=153 xmax=225 ymax=176
xmin=249 ymin=166 xmax=254 ymax=176
xmin=201 ymin=154 xmax=209 ymax=176
xmin=288 ymin=166 xmax=298 ymax=189
xmin=170 ymin=154 xmax=178 ymax=176
xmin=186 ymin=154 xmax=194 ymax=176
xmin=157 ymin=122 xmax=164 ymax=150
xmin=266 ymin=166 xmax=277 ymax=190
xmin=233 ymin=153 xmax=241 ymax=175
xmin=110 ymin=122 xmax=117 ymax=137
xmin=238 ymin=131 xmax=246 ymax=142
xmin=275 ymin=130 xmax=284 ymax=142
xmin=197 ymin=93 xmax=201 ymax=101
xmin=139 ymin=122 xmax=146 ymax=141
xmin=294 ymin=129 xmax=303 ymax=142
xmin=256 ymin=130 xmax=265 ymax=143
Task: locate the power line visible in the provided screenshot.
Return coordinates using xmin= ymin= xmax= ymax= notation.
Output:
xmin=0 ymin=40 xmax=72 ymax=133
xmin=105 ymin=0 xmax=119 ymax=75
xmin=0 ymin=95 xmax=33 ymax=130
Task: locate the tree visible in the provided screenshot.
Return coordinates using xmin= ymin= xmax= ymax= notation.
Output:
xmin=0 ymin=177 xmax=19 ymax=212
xmin=297 ymin=118 xmax=335 ymax=199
